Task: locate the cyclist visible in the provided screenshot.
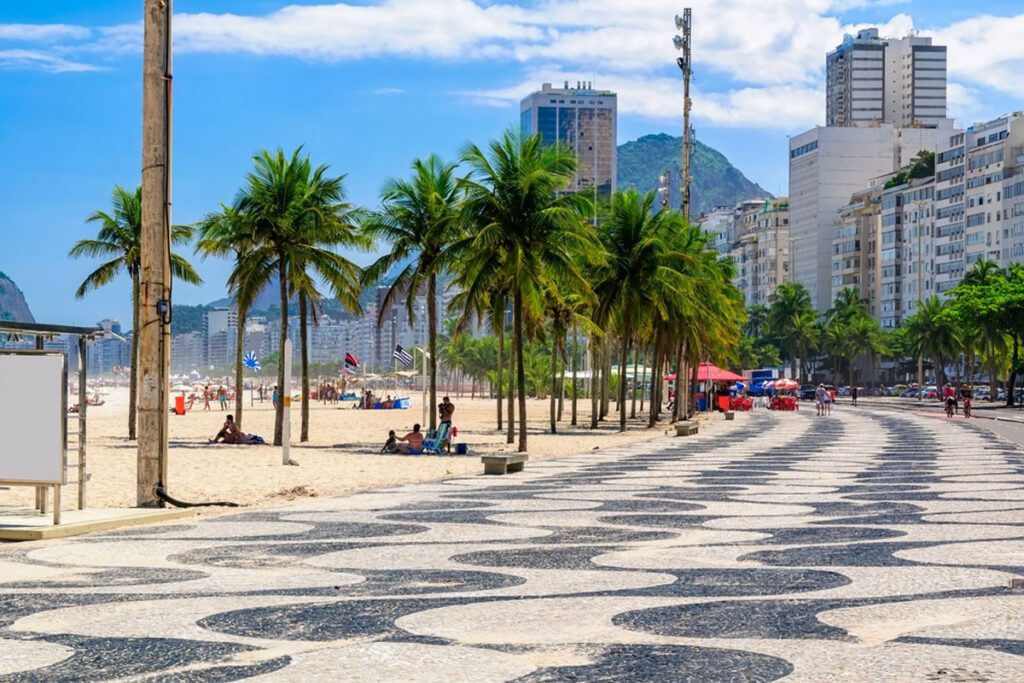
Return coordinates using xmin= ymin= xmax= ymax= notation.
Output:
xmin=943 ymin=383 xmax=956 ymax=418
xmin=960 ymin=385 xmax=973 ymax=419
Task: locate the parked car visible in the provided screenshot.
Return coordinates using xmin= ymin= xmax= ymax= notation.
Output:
xmin=800 ymin=384 xmax=817 ymax=401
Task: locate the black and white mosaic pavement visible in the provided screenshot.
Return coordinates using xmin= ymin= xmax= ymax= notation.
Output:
xmin=3 ymin=409 xmax=1024 ymax=680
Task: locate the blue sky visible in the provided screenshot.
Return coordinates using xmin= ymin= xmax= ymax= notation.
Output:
xmin=1 ymin=0 xmax=1022 ymax=325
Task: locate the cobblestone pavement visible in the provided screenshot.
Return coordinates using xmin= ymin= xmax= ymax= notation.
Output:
xmin=3 ymin=409 xmax=1024 ymax=681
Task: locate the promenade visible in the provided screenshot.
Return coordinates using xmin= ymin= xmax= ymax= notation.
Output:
xmin=2 ymin=408 xmax=1024 ymax=681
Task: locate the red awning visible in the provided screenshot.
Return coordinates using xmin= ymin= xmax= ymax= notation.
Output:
xmin=665 ymin=363 xmax=746 ymax=383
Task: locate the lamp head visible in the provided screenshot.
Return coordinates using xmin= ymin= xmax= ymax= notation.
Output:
xmin=673 ymin=34 xmax=684 ymax=50
xmin=675 ymin=14 xmax=685 ymax=29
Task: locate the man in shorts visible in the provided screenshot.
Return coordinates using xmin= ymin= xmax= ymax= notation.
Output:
xmin=814 ymin=384 xmax=826 ymax=416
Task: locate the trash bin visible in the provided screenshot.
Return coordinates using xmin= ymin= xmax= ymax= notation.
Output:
xmin=696 ymin=397 xmax=707 ymax=412
xmin=455 ymin=443 xmax=468 ymax=455
xmin=717 ymin=395 xmax=732 ymax=412
xmin=174 ymin=395 xmax=185 ymax=415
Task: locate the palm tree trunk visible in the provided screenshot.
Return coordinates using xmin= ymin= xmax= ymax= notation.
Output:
xmin=558 ymin=335 xmax=566 ymax=422
xmin=234 ymin=303 xmax=247 ymax=428
xmin=549 ymin=332 xmax=558 ymax=434
xmin=790 ymin=350 xmax=797 ymax=381
xmin=128 ymin=269 xmax=140 ymax=441
xmin=428 ymin=274 xmax=438 ymax=433
xmin=648 ymin=333 xmax=661 ymax=428
xmin=507 ymin=327 xmax=516 ymax=444
xmin=618 ymin=323 xmax=631 ymax=432
xmin=299 ymin=291 xmax=310 ymax=443
xmin=673 ymin=341 xmax=686 ymax=422
xmin=600 ymin=344 xmax=610 ymax=420
xmin=274 ymin=261 xmax=287 ymax=447
xmin=639 ymin=347 xmax=647 ymax=414
xmin=571 ymin=325 xmax=578 ymax=426
xmin=630 ymin=346 xmax=640 ymax=418
xmin=496 ymin=305 xmax=504 ymax=431
xmin=590 ymin=339 xmax=600 ymax=429
xmin=514 ymin=287 xmax=528 ymax=452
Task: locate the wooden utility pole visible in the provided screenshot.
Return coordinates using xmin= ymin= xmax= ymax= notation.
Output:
xmin=138 ymin=0 xmax=172 ymax=507
xmin=675 ymin=9 xmax=693 ymax=220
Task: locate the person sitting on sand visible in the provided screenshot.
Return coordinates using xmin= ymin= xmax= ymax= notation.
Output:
xmin=394 ymin=424 xmax=424 ymax=454
xmin=382 ymin=395 xmax=394 ymax=409
xmin=382 ymin=430 xmax=398 ymax=453
xmin=211 ymin=414 xmax=244 ymax=444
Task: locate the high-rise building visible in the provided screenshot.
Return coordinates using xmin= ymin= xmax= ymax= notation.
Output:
xmin=520 ymin=81 xmax=617 ymax=197
xmin=789 ymin=124 xmax=951 ymax=311
xmin=730 ymin=199 xmax=791 ymax=307
xmin=827 ymin=28 xmax=948 ymax=129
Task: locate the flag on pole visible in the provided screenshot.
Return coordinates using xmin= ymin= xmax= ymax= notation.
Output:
xmin=243 ymin=351 xmax=261 ymax=372
xmin=340 ymin=367 xmax=351 ymax=377
xmin=344 ymin=352 xmax=360 ymax=369
xmin=393 ymin=344 xmax=413 ymax=367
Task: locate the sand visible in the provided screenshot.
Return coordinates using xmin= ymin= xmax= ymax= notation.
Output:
xmin=0 ymin=386 xmax=693 ymax=511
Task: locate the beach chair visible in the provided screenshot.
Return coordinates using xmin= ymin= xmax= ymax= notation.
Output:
xmin=422 ymin=422 xmax=451 ymax=454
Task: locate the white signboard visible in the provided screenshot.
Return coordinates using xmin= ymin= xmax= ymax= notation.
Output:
xmin=0 ymin=352 xmax=66 ymax=484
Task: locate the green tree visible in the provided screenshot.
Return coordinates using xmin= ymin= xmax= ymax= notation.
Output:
xmin=362 ymin=154 xmax=464 ymax=432
xmin=903 ymin=296 xmax=958 ymax=388
xmin=767 ymin=282 xmax=815 ymax=380
xmin=457 ymin=130 xmax=597 ymax=452
xmin=232 ymin=148 xmax=366 ymax=446
xmin=70 ymin=185 xmax=202 ymax=440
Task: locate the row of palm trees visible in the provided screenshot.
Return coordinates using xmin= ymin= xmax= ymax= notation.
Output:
xmin=70 ymin=130 xmax=744 ymax=450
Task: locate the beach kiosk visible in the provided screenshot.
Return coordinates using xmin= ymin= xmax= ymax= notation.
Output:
xmin=0 ymin=320 xmax=106 ymax=525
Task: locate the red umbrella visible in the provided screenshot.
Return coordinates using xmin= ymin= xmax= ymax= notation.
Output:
xmin=771 ymin=378 xmax=799 ymax=391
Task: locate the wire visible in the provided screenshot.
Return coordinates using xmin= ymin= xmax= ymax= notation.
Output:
xmin=155 ymin=485 xmax=238 ymax=508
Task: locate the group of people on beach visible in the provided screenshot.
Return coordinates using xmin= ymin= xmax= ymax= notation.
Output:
xmin=381 ymin=397 xmax=456 ymax=455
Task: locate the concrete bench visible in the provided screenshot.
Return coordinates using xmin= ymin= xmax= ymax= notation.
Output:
xmin=675 ymin=422 xmax=699 ymax=436
xmin=482 ymin=454 xmax=528 ymax=475
xmin=724 ymin=411 xmax=735 ymax=421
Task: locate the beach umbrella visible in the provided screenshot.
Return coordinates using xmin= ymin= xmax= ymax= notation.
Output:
xmin=772 ymin=378 xmax=799 ymax=391
xmin=171 ymin=384 xmax=192 ymax=392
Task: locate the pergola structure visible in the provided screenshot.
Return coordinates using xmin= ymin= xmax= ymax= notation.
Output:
xmin=0 ymin=320 xmax=107 ymax=523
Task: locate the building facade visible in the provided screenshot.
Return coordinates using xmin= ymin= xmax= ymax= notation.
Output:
xmin=827 ymin=28 xmax=947 ymax=129
xmin=520 ymin=82 xmax=617 ymax=197
xmin=730 ymin=199 xmax=791 ymax=306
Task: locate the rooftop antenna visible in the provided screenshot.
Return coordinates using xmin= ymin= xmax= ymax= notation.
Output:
xmin=674 ymin=9 xmax=694 ymax=221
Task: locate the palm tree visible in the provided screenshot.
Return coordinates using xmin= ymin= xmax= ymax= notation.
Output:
xmin=743 ymin=304 xmax=769 ymax=338
xmin=233 ymin=148 xmax=367 ymax=446
xmin=456 ymin=130 xmax=598 ymax=452
xmin=362 ymin=155 xmax=464 ymax=433
xmin=595 ymin=188 xmax=689 ymax=432
xmin=903 ymin=296 xmax=958 ymax=387
xmin=70 ymin=185 xmax=202 ymax=440
xmin=768 ymin=282 xmax=815 ymax=379
xmin=195 ymin=204 xmax=252 ymax=427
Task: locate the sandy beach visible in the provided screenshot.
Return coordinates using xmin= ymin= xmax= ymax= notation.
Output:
xmin=0 ymin=386 xmax=702 ymax=511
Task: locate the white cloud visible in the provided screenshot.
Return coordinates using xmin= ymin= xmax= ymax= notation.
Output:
xmin=6 ymin=2 xmax=1024 ymax=130
xmin=0 ymin=23 xmax=90 ymax=41
xmin=0 ymin=49 xmax=100 ymax=73
xmin=373 ymin=87 xmax=405 ymax=95
xmin=464 ymin=70 xmax=822 ymax=129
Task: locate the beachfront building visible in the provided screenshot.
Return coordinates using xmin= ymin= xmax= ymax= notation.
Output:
xmin=826 ymin=28 xmax=947 ymax=129
xmin=789 ymin=124 xmax=950 ymax=311
xmin=87 ymin=318 xmax=131 ymax=375
xmin=701 ymin=207 xmax=735 ymax=259
xmin=171 ymin=331 xmax=206 ymax=372
xmin=520 ymin=81 xmax=617 ymax=198
xmin=731 ymin=199 xmax=791 ymax=306
xmin=831 ymin=187 xmax=882 ymax=317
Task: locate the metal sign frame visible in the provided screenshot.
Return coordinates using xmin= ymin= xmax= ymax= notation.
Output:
xmin=0 ymin=349 xmax=68 ymax=524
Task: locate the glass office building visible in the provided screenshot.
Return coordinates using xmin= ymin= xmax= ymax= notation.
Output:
xmin=520 ymin=81 xmax=617 ymax=197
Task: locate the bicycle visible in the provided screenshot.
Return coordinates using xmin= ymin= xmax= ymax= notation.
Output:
xmin=945 ymin=398 xmax=956 ymax=418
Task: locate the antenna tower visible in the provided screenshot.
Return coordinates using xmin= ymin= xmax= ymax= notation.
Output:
xmin=674 ymin=9 xmax=694 ymax=220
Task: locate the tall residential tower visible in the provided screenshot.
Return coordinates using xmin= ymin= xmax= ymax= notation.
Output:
xmin=827 ymin=28 xmax=948 ymax=129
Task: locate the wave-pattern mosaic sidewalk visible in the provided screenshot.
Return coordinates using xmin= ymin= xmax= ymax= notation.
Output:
xmin=3 ymin=410 xmax=1024 ymax=681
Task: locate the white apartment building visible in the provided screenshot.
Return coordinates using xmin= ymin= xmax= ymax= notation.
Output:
xmin=827 ymin=28 xmax=947 ymax=128
xmin=730 ymin=199 xmax=791 ymax=307
xmin=700 ymin=207 xmax=735 ymax=258
xmin=789 ymin=124 xmax=951 ymax=311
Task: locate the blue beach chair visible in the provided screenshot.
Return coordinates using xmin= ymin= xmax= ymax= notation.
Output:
xmin=422 ymin=422 xmax=451 ymax=454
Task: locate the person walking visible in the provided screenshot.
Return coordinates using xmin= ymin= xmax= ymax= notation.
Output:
xmin=814 ymin=384 xmax=826 ymax=416
xmin=218 ymin=385 xmax=228 ymax=411
xmin=851 ymin=385 xmax=858 ymax=407
xmin=203 ymin=385 xmax=211 ymax=411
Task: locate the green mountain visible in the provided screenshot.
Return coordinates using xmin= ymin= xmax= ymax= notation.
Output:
xmin=617 ymin=134 xmax=771 ymax=215
xmin=0 ymin=271 xmax=35 ymax=323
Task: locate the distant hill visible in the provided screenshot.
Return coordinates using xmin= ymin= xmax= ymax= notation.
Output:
xmin=0 ymin=272 xmax=34 ymax=323
xmin=617 ymin=134 xmax=771 ymax=216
